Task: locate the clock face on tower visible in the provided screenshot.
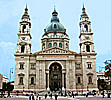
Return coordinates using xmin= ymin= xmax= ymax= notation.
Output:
xmin=20 ymin=37 xmax=26 ymax=42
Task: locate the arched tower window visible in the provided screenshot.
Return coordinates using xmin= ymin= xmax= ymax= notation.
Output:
xmin=22 ymin=25 xmax=26 ymax=33
xmin=21 ymin=45 xmax=25 ymax=53
xmin=54 ymin=42 xmax=57 ymax=47
xmin=86 ymin=45 xmax=90 ymax=52
xmin=49 ymin=43 xmax=52 ymax=48
xmin=78 ymin=77 xmax=81 ymax=84
xmin=59 ymin=43 xmax=62 ymax=48
xmin=88 ymin=76 xmax=92 ymax=84
xmin=84 ymin=24 xmax=88 ymax=32
xmin=31 ymin=77 xmax=34 ymax=84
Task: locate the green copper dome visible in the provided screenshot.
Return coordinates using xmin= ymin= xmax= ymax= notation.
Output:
xmin=44 ymin=9 xmax=66 ymax=33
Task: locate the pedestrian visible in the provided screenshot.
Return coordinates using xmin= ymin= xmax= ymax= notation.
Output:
xmin=36 ymin=93 xmax=39 ymax=100
xmin=50 ymin=93 xmax=52 ymax=99
xmin=55 ymin=94 xmax=58 ymax=100
xmin=102 ymin=91 xmax=104 ymax=98
xmin=65 ymin=90 xmax=67 ymax=96
xmin=45 ymin=94 xmax=47 ymax=99
xmin=29 ymin=95 xmax=31 ymax=100
xmin=86 ymin=93 xmax=88 ymax=98
xmin=32 ymin=94 xmax=35 ymax=100
xmin=72 ymin=93 xmax=74 ymax=98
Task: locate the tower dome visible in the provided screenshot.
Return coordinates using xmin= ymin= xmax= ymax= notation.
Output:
xmin=44 ymin=8 xmax=66 ymax=33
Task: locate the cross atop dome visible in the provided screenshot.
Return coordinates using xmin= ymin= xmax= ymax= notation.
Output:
xmin=24 ymin=4 xmax=28 ymax=15
xmin=82 ymin=3 xmax=86 ymax=13
xmin=52 ymin=5 xmax=58 ymax=16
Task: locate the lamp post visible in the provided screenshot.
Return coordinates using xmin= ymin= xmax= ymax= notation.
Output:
xmin=10 ymin=68 xmax=13 ymax=82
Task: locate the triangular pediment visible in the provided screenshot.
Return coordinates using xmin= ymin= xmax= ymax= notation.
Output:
xmin=34 ymin=47 xmax=76 ymax=55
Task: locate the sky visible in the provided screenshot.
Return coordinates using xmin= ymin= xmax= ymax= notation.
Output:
xmin=0 ymin=0 xmax=111 ymax=81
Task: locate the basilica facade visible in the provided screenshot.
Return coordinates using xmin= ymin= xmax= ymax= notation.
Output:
xmin=14 ymin=6 xmax=97 ymax=91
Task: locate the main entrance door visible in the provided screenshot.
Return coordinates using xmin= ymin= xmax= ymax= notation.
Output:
xmin=49 ymin=63 xmax=62 ymax=91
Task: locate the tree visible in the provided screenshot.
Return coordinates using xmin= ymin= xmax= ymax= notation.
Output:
xmin=104 ymin=60 xmax=111 ymax=90
xmin=2 ymin=82 xmax=14 ymax=96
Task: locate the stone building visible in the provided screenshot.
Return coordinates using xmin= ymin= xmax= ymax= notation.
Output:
xmin=0 ymin=74 xmax=8 ymax=89
xmin=14 ymin=5 xmax=97 ymax=91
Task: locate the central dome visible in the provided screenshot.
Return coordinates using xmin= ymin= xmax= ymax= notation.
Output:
xmin=45 ymin=22 xmax=66 ymax=33
xmin=44 ymin=9 xmax=66 ymax=33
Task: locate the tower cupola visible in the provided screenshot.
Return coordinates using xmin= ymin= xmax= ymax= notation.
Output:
xmin=80 ymin=4 xmax=89 ymax=20
xmin=21 ymin=5 xmax=30 ymax=21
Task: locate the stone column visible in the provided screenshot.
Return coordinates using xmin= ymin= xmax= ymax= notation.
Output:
xmin=47 ymin=72 xmax=50 ymax=90
xmin=62 ymin=72 xmax=65 ymax=90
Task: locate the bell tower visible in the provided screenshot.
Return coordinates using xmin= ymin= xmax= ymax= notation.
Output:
xmin=79 ymin=5 xmax=97 ymax=90
xmin=79 ymin=5 xmax=95 ymax=54
xmin=16 ymin=5 xmax=32 ymax=54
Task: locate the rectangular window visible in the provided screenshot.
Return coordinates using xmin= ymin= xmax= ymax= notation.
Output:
xmin=20 ymin=63 xmax=24 ymax=69
xmin=31 ymin=64 xmax=35 ymax=69
xmin=19 ymin=77 xmax=23 ymax=85
xmin=88 ymin=76 xmax=92 ymax=84
xmin=78 ymin=77 xmax=81 ymax=84
xmin=76 ymin=64 xmax=80 ymax=69
xmin=31 ymin=77 xmax=34 ymax=85
xmin=88 ymin=63 xmax=92 ymax=69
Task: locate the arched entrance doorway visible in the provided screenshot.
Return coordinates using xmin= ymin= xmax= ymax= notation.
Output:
xmin=49 ymin=62 xmax=62 ymax=91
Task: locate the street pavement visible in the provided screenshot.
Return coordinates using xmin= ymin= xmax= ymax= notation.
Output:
xmin=0 ymin=96 xmax=111 ymax=100
xmin=0 ymin=96 xmax=28 ymax=100
xmin=0 ymin=98 xmax=28 ymax=100
xmin=41 ymin=96 xmax=111 ymax=100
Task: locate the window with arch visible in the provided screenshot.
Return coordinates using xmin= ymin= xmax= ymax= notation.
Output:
xmin=49 ymin=43 xmax=52 ymax=48
xmin=54 ymin=24 xmax=57 ymax=28
xmin=19 ymin=77 xmax=23 ymax=85
xmin=78 ymin=77 xmax=81 ymax=84
xmin=86 ymin=45 xmax=90 ymax=52
xmin=84 ymin=24 xmax=88 ymax=32
xmin=59 ymin=43 xmax=62 ymax=48
xmin=21 ymin=45 xmax=25 ymax=53
xmin=88 ymin=76 xmax=92 ymax=84
xmin=66 ymin=43 xmax=68 ymax=48
xmin=22 ymin=25 xmax=26 ymax=33
xmin=43 ymin=43 xmax=45 ymax=49
xmin=54 ymin=42 xmax=57 ymax=47
xmin=31 ymin=77 xmax=34 ymax=84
